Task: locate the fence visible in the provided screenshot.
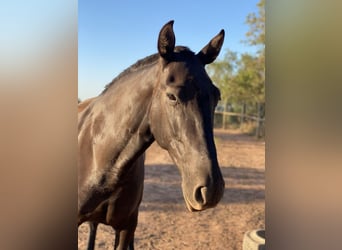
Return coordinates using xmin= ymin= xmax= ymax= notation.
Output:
xmin=214 ymin=111 xmax=265 ymax=138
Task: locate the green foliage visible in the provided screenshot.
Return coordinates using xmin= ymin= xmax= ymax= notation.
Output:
xmin=207 ymin=50 xmax=238 ymax=104
xmin=236 ymin=53 xmax=265 ymax=103
xmin=208 ymin=51 xmax=264 ymax=107
xmin=245 ymin=0 xmax=265 ymax=49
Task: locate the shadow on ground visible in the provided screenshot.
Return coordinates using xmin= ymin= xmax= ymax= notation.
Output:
xmin=140 ymin=163 xmax=264 ymax=211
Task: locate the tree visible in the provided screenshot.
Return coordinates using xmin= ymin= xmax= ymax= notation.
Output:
xmin=245 ymin=0 xmax=265 ymax=49
xmin=244 ymin=0 xmax=265 ymax=104
xmin=244 ymin=0 xmax=265 ymax=128
xmin=207 ymin=0 xmax=265 ymax=132
xmin=235 ymin=53 xmax=265 ymax=104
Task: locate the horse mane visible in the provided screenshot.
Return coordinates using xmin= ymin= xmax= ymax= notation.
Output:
xmin=101 ymin=53 xmax=160 ymax=94
xmin=101 ymin=46 xmax=194 ymax=95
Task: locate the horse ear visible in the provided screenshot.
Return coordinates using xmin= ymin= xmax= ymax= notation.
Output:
xmin=197 ymin=29 xmax=225 ymax=65
xmin=158 ymin=20 xmax=175 ymax=61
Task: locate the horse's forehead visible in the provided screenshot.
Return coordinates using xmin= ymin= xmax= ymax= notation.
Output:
xmin=166 ymin=59 xmax=205 ymax=81
xmin=168 ymin=62 xmax=191 ymax=77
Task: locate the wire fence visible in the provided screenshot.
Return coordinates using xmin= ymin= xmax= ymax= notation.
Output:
xmin=214 ymin=111 xmax=265 ymax=138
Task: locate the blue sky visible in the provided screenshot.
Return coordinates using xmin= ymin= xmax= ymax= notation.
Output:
xmin=78 ymin=0 xmax=260 ymax=100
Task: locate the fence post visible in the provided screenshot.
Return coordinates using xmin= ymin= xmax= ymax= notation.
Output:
xmin=255 ymin=102 xmax=261 ymax=138
xmin=240 ymin=102 xmax=246 ymax=129
xmin=223 ymin=102 xmax=228 ymax=129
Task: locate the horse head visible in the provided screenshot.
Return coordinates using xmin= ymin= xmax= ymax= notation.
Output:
xmin=150 ymin=21 xmax=225 ymax=211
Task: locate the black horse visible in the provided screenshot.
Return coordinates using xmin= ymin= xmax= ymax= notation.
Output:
xmin=78 ymin=20 xmax=225 ymax=250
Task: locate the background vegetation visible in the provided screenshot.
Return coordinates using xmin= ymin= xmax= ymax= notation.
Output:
xmin=208 ymin=0 xmax=265 ymax=136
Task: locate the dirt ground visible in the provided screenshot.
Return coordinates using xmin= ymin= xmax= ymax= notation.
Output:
xmin=78 ymin=129 xmax=265 ymax=250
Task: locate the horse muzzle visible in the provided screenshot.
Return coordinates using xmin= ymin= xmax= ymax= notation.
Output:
xmin=182 ymin=177 xmax=225 ymax=212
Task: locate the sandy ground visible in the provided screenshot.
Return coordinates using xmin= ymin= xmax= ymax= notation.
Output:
xmin=78 ymin=129 xmax=265 ymax=250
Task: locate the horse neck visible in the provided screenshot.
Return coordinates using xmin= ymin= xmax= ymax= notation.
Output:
xmin=93 ymin=63 xmax=158 ymax=182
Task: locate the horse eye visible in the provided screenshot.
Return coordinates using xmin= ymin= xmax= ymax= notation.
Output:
xmin=166 ymin=93 xmax=177 ymax=102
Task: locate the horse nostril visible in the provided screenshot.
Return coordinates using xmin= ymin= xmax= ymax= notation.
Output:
xmin=194 ymin=186 xmax=208 ymax=205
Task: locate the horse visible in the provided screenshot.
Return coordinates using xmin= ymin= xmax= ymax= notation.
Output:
xmin=78 ymin=20 xmax=226 ymax=250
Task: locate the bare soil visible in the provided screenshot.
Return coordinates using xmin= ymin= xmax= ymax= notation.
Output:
xmin=78 ymin=129 xmax=265 ymax=250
